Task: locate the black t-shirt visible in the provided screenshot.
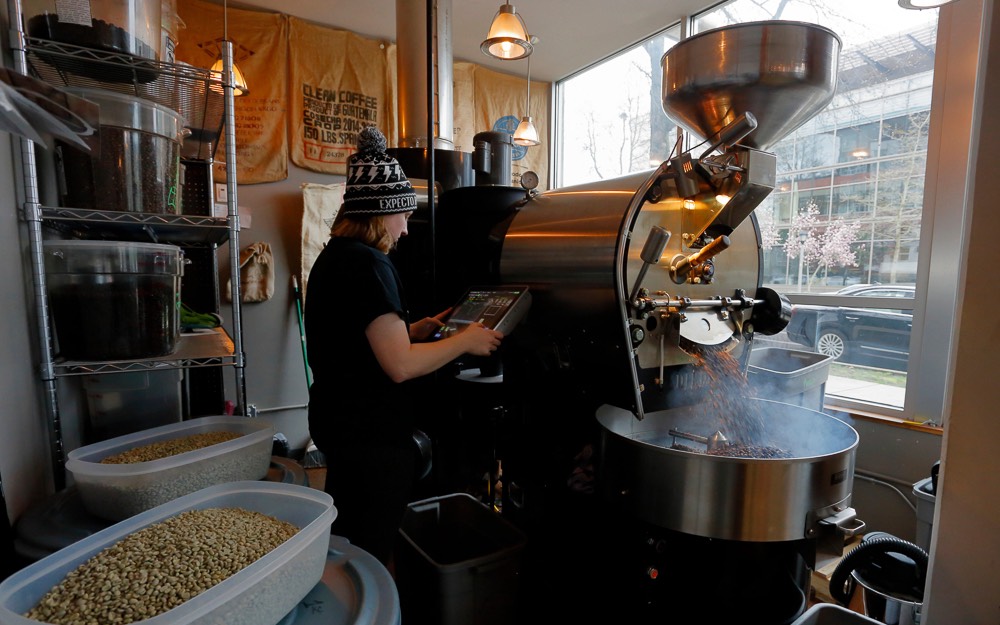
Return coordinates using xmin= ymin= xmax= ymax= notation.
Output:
xmin=304 ymin=237 xmax=412 ymax=445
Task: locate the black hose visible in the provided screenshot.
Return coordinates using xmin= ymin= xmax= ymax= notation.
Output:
xmin=830 ymin=533 xmax=929 ymax=606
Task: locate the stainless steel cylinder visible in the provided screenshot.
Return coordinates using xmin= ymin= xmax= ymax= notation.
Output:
xmin=596 ymin=398 xmax=858 ymax=542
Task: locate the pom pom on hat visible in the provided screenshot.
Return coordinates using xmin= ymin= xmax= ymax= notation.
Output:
xmin=341 ymin=126 xmax=417 ymax=216
xmin=356 ymin=125 xmax=388 ymax=155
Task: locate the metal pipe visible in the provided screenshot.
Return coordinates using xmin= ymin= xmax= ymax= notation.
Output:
xmin=222 ymin=40 xmax=248 ymax=415
xmin=396 ymin=0 xmax=454 ymax=148
xmin=426 ymin=0 xmax=437 ymax=303
xmin=9 ymin=0 xmax=66 ymax=490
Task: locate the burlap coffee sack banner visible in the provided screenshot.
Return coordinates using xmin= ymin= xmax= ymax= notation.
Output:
xmin=289 ymin=18 xmax=389 ymax=176
xmin=470 ymin=65 xmax=549 ymax=190
xmin=300 ymin=182 xmax=345 ymax=300
xmin=176 ymin=0 xmax=289 ymax=184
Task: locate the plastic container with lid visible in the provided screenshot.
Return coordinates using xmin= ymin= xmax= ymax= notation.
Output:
xmin=55 ymin=87 xmax=186 ymax=215
xmin=65 ymin=415 xmax=274 ymax=521
xmin=22 ymin=0 xmax=162 ymax=62
xmin=276 ymin=536 xmax=401 ymax=625
xmin=43 ymin=240 xmax=184 ymax=360
xmin=160 ymin=0 xmax=185 ymax=64
xmin=0 ymin=481 xmax=336 ymax=625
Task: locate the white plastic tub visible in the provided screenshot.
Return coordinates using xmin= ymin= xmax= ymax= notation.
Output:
xmin=0 ymin=481 xmax=335 ymax=625
xmin=66 ymin=416 xmax=273 ymax=521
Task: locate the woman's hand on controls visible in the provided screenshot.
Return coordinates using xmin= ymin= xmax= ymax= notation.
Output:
xmin=458 ymin=322 xmax=503 ymax=356
xmin=410 ymin=307 xmax=452 ymax=341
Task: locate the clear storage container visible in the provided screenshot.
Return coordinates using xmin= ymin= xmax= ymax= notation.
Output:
xmin=0 ymin=481 xmax=335 ymax=625
xmin=55 ymin=87 xmax=185 ymax=215
xmin=65 ymin=416 xmax=274 ymax=521
xmin=43 ymin=240 xmax=183 ymax=360
xmin=22 ymin=0 xmax=163 ymax=62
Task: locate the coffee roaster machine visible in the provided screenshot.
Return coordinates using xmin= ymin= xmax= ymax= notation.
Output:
xmin=390 ymin=18 xmax=863 ymax=625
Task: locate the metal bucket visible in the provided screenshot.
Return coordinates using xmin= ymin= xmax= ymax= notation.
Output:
xmin=853 ymin=572 xmax=923 ymax=625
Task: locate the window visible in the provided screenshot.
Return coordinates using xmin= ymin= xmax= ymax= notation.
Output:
xmin=554 ymin=0 xmax=941 ymax=419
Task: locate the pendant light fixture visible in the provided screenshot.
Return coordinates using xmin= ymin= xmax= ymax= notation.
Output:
xmin=481 ymin=2 xmax=532 ymax=61
xmin=209 ymin=0 xmax=249 ymax=96
xmin=513 ymin=53 xmax=539 ymax=147
xmin=897 ymin=0 xmax=957 ymax=8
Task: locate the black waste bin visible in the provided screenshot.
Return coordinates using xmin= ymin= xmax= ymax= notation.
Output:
xmin=396 ymin=493 xmax=526 ymax=625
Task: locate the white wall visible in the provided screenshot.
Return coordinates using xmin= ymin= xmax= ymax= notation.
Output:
xmin=218 ymin=163 xmax=345 ymax=452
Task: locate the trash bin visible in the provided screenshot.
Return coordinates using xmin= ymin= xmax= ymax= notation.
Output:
xmin=747 ymin=347 xmax=834 ymax=412
xmin=396 ymin=493 xmax=526 ymax=625
xmin=912 ymin=461 xmax=939 ymax=551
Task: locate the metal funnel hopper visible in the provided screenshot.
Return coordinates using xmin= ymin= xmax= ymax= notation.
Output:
xmin=661 ymin=21 xmax=841 ymax=151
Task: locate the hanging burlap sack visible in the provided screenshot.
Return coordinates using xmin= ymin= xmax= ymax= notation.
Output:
xmin=227 ymin=242 xmax=274 ymax=303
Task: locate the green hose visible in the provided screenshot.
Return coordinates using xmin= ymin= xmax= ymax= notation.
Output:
xmin=292 ymin=275 xmax=311 ymax=389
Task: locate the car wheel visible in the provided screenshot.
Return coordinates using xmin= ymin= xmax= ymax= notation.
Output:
xmin=816 ymin=328 xmax=848 ymax=360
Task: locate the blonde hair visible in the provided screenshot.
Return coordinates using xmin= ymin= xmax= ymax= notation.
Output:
xmin=330 ymin=213 xmax=395 ymax=253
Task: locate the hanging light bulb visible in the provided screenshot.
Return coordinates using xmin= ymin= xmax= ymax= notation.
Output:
xmin=209 ymin=0 xmax=249 ymax=96
xmin=513 ymin=53 xmax=539 ymax=147
xmin=481 ymin=3 xmax=532 ymax=60
xmin=513 ymin=116 xmax=539 ymax=146
xmin=210 ymin=57 xmax=249 ymax=96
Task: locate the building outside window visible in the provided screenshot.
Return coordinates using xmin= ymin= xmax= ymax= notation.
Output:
xmin=555 ymin=0 xmax=940 ymax=419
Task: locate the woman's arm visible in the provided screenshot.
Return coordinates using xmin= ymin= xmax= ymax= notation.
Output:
xmin=366 ymin=312 xmax=502 ymax=383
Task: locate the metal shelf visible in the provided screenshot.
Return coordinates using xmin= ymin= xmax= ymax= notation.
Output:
xmin=40 ymin=206 xmax=230 ymax=246
xmin=53 ymin=328 xmax=237 ymax=377
xmin=8 ymin=3 xmax=249 ymax=489
xmin=21 ymin=37 xmax=226 ymax=161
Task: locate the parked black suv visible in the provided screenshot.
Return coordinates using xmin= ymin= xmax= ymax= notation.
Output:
xmin=784 ymin=284 xmax=915 ymax=371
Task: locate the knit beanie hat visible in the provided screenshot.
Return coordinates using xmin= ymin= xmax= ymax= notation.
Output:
xmin=341 ymin=126 xmax=418 ymax=216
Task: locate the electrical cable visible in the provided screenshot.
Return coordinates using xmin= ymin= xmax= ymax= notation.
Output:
xmin=854 ymin=470 xmax=917 ymax=513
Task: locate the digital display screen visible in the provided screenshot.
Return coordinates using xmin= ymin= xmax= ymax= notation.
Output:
xmin=434 ymin=287 xmax=530 ymax=339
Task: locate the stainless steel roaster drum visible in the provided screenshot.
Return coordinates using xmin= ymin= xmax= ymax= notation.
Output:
xmin=596 ymin=398 xmax=858 ymax=542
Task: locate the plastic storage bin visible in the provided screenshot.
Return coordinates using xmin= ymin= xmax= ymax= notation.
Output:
xmin=790 ymin=604 xmax=882 ymax=624
xmin=44 ymin=240 xmax=184 ymax=361
xmin=66 ymin=415 xmax=274 ymax=521
xmin=55 ymin=87 xmax=185 ymax=215
xmin=747 ymin=347 xmax=834 ymax=412
xmin=0 ymin=481 xmax=335 ymax=625
xmin=396 ymin=493 xmax=526 ymax=625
